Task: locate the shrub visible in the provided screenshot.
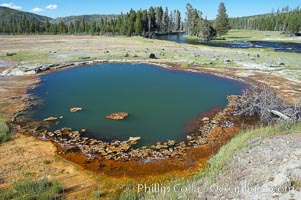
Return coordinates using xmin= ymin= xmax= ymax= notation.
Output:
xmin=0 ymin=118 xmax=11 ymax=143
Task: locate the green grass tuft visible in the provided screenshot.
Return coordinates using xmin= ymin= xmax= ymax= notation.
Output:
xmin=0 ymin=176 xmax=63 ymax=200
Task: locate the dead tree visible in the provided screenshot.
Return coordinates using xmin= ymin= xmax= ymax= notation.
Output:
xmin=237 ymin=86 xmax=301 ymax=123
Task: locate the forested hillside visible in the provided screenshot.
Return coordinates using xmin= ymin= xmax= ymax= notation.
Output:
xmin=0 ymin=6 xmax=51 ymax=34
xmin=230 ymin=6 xmax=301 ymax=35
xmin=1 ymin=4 xmax=301 ymax=37
xmin=0 ymin=6 xmax=51 ymax=23
xmin=50 ymin=14 xmax=116 ymax=25
xmin=0 ymin=6 xmax=182 ymax=37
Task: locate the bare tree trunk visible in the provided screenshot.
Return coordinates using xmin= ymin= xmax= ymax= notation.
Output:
xmin=269 ymin=110 xmax=291 ymax=120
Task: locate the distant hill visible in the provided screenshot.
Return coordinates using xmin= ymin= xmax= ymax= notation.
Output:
xmin=51 ymin=14 xmax=117 ymax=25
xmin=0 ymin=6 xmax=52 ymax=23
xmin=0 ymin=6 xmax=115 ymax=25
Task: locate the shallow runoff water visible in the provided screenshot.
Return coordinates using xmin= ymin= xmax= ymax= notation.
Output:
xmin=31 ymin=63 xmax=245 ymax=146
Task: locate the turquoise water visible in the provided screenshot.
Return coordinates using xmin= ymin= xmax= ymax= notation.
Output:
xmin=31 ymin=64 xmax=245 ymax=146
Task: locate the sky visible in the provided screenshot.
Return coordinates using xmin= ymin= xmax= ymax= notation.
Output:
xmin=0 ymin=0 xmax=300 ymax=19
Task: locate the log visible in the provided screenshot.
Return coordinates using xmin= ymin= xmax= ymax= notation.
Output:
xmin=269 ymin=109 xmax=291 ymax=120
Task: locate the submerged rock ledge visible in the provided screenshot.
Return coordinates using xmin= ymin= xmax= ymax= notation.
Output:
xmin=12 ymin=95 xmax=246 ymax=162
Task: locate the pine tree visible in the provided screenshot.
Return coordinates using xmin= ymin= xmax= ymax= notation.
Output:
xmin=202 ymin=18 xmax=217 ymax=41
xmin=175 ymin=10 xmax=181 ymax=32
xmin=215 ymin=2 xmax=230 ymax=36
xmin=79 ymin=18 xmax=86 ymax=33
xmin=69 ymin=22 xmax=75 ymax=34
xmin=127 ymin=9 xmax=136 ymax=36
xmin=90 ymin=21 xmax=97 ymax=35
xmin=168 ymin=11 xmax=174 ymax=33
xmin=75 ymin=19 xmax=80 ymax=34
xmin=44 ymin=18 xmax=50 ymax=33
xmin=135 ymin=11 xmax=143 ymax=35
xmin=155 ymin=7 xmax=163 ymax=33
xmin=162 ymin=7 xmax=169 ymax=33
xmin=185 ymin=3 xmax=202 ymax=36
xmin=141 ymin=10 xmax=149 ymax=36
xmin=148 ymin=7 xmax=156 ymax=37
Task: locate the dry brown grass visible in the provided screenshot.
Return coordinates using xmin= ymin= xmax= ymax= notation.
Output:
xmin=0 ymin=133 xmax=98 ymax=199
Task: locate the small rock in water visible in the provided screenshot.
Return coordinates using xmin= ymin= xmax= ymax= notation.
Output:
xmin=43 ymin=117 xmax=58 ymax=121
xmin=70 ymin=107 xmax=82 ymax=113
xmin=106 ymin=112 xmax=129 ymax=120
xmin=128 ymin=136 xmax=141 ymax=145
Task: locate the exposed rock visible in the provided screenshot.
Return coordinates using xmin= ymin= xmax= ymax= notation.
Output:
xmin=202 ymin=117 xmax=210 ymax=121
xmin=149 ymin=53 xmax=156 ymax=59
xmin=179 ymin=142 xmax=186 ymax=148
xmin=202 ymin=62 xmax=213 ymax=65
xmin=155 ymin=144 xmax=168 ymax=150
xmin=276 ymin=62 xmax=285 ymax=66
xmin=43 ymin=117 xmax=58 ymax=121
xmin=120 ymin=144 xmax=131 ymax=151
xmin=128 ymin=136 xmax=141 ymax=142
xmin=211 ymin=120 xmax=219 ymax=124
xmin=6 ymin=52 xmax=16 ymax=57
xmin=289 ymin=168 xmax=301 ymax=185
xmin=78 ymin=56 xmax=91 ymax=59
xmin=190 ymin=61 xmax=197 ymax=66
xmin=70 ymin=107 xmax=82 ymax=113
xmin=106 ymin=112 xmax=129 ymax=120
xmin=224 ymin=59 xmax=231 ymax=64
xmin=1 ymin=68 xmax=36 ymax=76
xmin=167 ymin=140 xmax=176 ymax=146
xmin=107 ymin=147 xmax=121 ymax=153
xmin=187 ymin=135 xmax=193 ymax=141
